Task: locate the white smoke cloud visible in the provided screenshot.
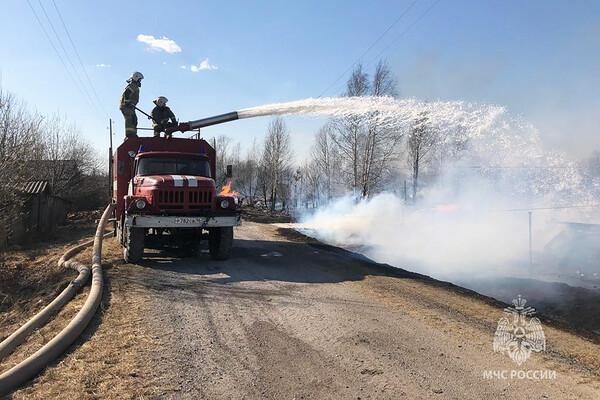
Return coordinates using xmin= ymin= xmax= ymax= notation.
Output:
xmin=299 ymin=180 xmax=563 ymax=280
xmin=95 ymin=63 xmax=111 ymax=68
xmin=136 ymin=34 xmax=182 ymax=54
xmin=285 ymin=96 xmax=598 ymax=281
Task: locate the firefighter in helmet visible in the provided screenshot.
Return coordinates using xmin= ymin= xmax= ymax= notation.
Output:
xmin=120 ymin=71 xmax=144 ymax=138
xmin=151 ymin=96 xmax=178 ymax=137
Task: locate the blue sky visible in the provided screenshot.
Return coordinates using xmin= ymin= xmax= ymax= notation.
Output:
xmin=1 ymin=0 xmax=599 ymax=160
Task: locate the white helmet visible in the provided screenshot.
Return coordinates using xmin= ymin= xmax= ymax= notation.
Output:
xmin=154 ymin=96 xmax=168 ymax=107
xmin=128 ymin=71 xmax=144 ymax=82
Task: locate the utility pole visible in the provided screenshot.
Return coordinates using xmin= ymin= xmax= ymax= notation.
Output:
xmin=108 ymin=118 xmax=113 ymax=200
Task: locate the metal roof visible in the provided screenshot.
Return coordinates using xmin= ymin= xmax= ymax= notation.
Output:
xmin=21 ymin=180 xmax=50 ymax=195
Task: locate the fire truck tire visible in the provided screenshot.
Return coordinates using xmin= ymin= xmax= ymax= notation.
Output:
xmin=123 ymin=226 xmax=145 ymax=263
xmin=208 ymin=227 xmax=233 ymax=260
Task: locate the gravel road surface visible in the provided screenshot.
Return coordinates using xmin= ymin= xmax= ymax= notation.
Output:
xmin=9 ymin=221 xmax=600 ymax=399
xmin=125 ymin=222 xmax=600 ymax=399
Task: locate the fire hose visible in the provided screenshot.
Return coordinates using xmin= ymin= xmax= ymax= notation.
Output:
xmin=0 ymin=203 xmax=114 ymax=396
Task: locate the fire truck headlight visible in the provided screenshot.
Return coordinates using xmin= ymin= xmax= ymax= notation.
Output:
xmin=135 ymin=199 xmax=147 ymax=209
xmin=220 ymin=199 xmax=229 ymax=209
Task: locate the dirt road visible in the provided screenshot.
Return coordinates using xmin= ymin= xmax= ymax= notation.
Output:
xmin=9 ymin=221 xmax=600 ymax=399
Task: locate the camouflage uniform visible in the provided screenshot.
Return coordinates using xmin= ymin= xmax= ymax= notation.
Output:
xmin=151 ymin=105 xmax=177 ymax=137
xmin=120 ymin=82 xmax=140 ymax=138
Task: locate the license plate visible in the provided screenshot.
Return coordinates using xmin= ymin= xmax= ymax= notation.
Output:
xmin=173 ymin=217 xmax=206 ymax=225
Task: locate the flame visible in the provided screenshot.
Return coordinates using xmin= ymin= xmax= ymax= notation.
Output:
xmin=219 ymin=180 xmax=239 ymax=197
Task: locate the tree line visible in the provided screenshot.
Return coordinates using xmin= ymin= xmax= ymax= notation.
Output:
xmin=219 ymin=61 xmax=600 ymax=211
xmin=0 ymin=87 xmax=104 ymax=209
xmin=220 ymin=61 xmax=443 ymax=210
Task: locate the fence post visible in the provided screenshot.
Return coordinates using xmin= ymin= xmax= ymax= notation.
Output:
xmin=528 ymin=211 xmax=533 ymax=269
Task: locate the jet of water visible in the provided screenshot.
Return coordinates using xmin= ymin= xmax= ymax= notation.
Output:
xmin=239 ymin=96 xmax=591 ymax=205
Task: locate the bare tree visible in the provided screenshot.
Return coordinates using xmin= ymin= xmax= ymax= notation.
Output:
xmin=236 ymin=138 xmax=260 ymax=204
xmin=310 ymin=124 xmax=340 ymax=201
xmin=291 ymin=168 xmax=303 ymax=209
xmin=259 ymin=118 xmax=293 ymax=210
xmin=329 ymin=61 xmax=402 ymax=198
xmin=371 ymin=60 xmax=398 ymax=97
xmin=360 ymin=61 xmax=401 ymax=197
xmin=406 ymin=112 xmax=437 ymax=201
xmin=39 ymin=115 xmax=100 ymax=199
xmin=0 ymin=88 xmax=104 ymax=209
xmin=330 ymin=64 xmax=369 ymax=194
xmin=277 ymin=166 xmax=294 ymax=210
xmin=302 ymin=160 xmax=322 ymax=208
xmin=215 ymin=135 xmax=241 ymax=187
xmin=0 ymin=89 xmax=44 ymax=205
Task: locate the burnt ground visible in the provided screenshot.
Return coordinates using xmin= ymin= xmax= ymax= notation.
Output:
xmin=240 ymin=205 xmax=292 ymax=224
xmin=4 ymin=221 xmax=600 ymax=399
xmin=456 ymin=277 xmax=600 ymax=338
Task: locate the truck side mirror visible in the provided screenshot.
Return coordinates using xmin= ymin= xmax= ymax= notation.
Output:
xmin=226 ymin=165 xmax=233 ymax=178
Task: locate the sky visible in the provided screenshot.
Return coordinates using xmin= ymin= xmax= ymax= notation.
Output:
xmin=1 ymin=0 xmax=599 ymax=162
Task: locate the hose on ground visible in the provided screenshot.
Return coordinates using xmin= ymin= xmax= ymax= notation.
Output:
xmin=0 ymin=232 xmax=112 ymax=361
xmin=0 ymin=203 xmax=115 ymax=396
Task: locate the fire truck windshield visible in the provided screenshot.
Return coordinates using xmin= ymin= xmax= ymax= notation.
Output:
xmin=137 ymin=157 xmax=211 ymax=177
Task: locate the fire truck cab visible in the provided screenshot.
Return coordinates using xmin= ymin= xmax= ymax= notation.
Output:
xmin=111 ymin=136 xmax=240 ymax=263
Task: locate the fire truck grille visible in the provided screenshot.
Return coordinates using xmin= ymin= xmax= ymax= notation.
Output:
xmin=157 ymin=190 xmax=212 ymax=207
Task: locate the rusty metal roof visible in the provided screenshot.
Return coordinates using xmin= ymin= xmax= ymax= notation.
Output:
xmin=21 ymin=180 xmax=50 ymax=194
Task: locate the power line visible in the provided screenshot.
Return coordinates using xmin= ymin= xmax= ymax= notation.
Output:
xmin=318 ymin=0 xmax=420 ymax=97
xmin=366 ymin=0 xmax=442 ymax=68
xmin=50 ymin=0 xmax=108 ymax=116
xmin=25 ymin=0 xmax=96 ymax=111
xmin=501 ymin=204 xmax=600 ymax=212
xmin=33 ymin=0 xmax=103 ymax=116
xmin=415 ymin=203 xmax=600 ymax=213
xmin=462 ymin=165 xmax=579 ymax=170
xmin=36 ymin=0 xmax=100 ymax=113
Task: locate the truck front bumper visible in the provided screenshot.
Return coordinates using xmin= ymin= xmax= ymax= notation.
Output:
xmin=125 ymin=214 xmax=241 ymax=228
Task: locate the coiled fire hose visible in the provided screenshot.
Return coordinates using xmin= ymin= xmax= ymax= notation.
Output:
xmin=0 ymin=203 xmax=114 ymax=396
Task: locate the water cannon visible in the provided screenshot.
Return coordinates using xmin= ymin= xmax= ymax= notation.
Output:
xmin=167 ymin=111 xmax=240 ymax=135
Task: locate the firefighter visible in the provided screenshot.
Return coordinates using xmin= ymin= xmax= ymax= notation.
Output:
xmin=151 ymin=96 xmax=178 ymax=137
xmin=120 ymin=71 xmax=144 ymax=138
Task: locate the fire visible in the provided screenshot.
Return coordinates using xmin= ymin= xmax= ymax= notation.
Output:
xmin=219 ymin=180 xmax=239 ymax=197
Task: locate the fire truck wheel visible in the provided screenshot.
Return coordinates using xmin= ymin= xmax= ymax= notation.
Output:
xmin=208 ymin=227 xmax=233 ymax=260
xmin=123 ymin=226 xmax=145 ymax=263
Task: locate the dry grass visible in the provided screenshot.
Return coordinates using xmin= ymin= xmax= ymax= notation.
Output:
xmin=0 ymin=221 xmax=97 ymax=339
xmin=8 ymin=238 xmax=165 ymax=399
xmin=0 ymin=215 xmax=166 ymax=399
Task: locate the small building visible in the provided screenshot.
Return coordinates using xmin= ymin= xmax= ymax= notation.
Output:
xmin=21 ymin=180 xmax=70 ymax=233
xmin=0 ymin=180 xmax=70 ymax=249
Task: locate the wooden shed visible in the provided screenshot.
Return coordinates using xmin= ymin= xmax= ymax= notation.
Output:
xmin=0 ymin=180 xmax=70 ymax=249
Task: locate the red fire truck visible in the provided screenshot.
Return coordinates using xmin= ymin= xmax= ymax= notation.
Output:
xmin=111 ymin=135 xmax=240 ymax=263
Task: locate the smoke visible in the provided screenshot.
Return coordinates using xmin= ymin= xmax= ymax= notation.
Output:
xmin=268 ymin=97 xmax=599 ymax=281
xmin=299 ymin=183 xmax=556 ymax=280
